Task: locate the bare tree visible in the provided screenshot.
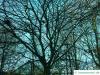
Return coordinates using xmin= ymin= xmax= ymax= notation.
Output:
xmin=1 ymin=0 xmax=100 ymax=75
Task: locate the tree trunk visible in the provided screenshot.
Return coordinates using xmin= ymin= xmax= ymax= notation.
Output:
xmin=30 ymin=62 xmax=35 ymax=75
xmin=43 ymin=65 xmax=50 ymax=75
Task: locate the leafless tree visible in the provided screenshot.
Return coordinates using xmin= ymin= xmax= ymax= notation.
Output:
xmin=0 ymin=0 xmax=100 ymax=75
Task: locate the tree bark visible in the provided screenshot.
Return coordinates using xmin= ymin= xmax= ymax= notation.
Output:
xmin=43 ymin=65 xmax=50 ymax=75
